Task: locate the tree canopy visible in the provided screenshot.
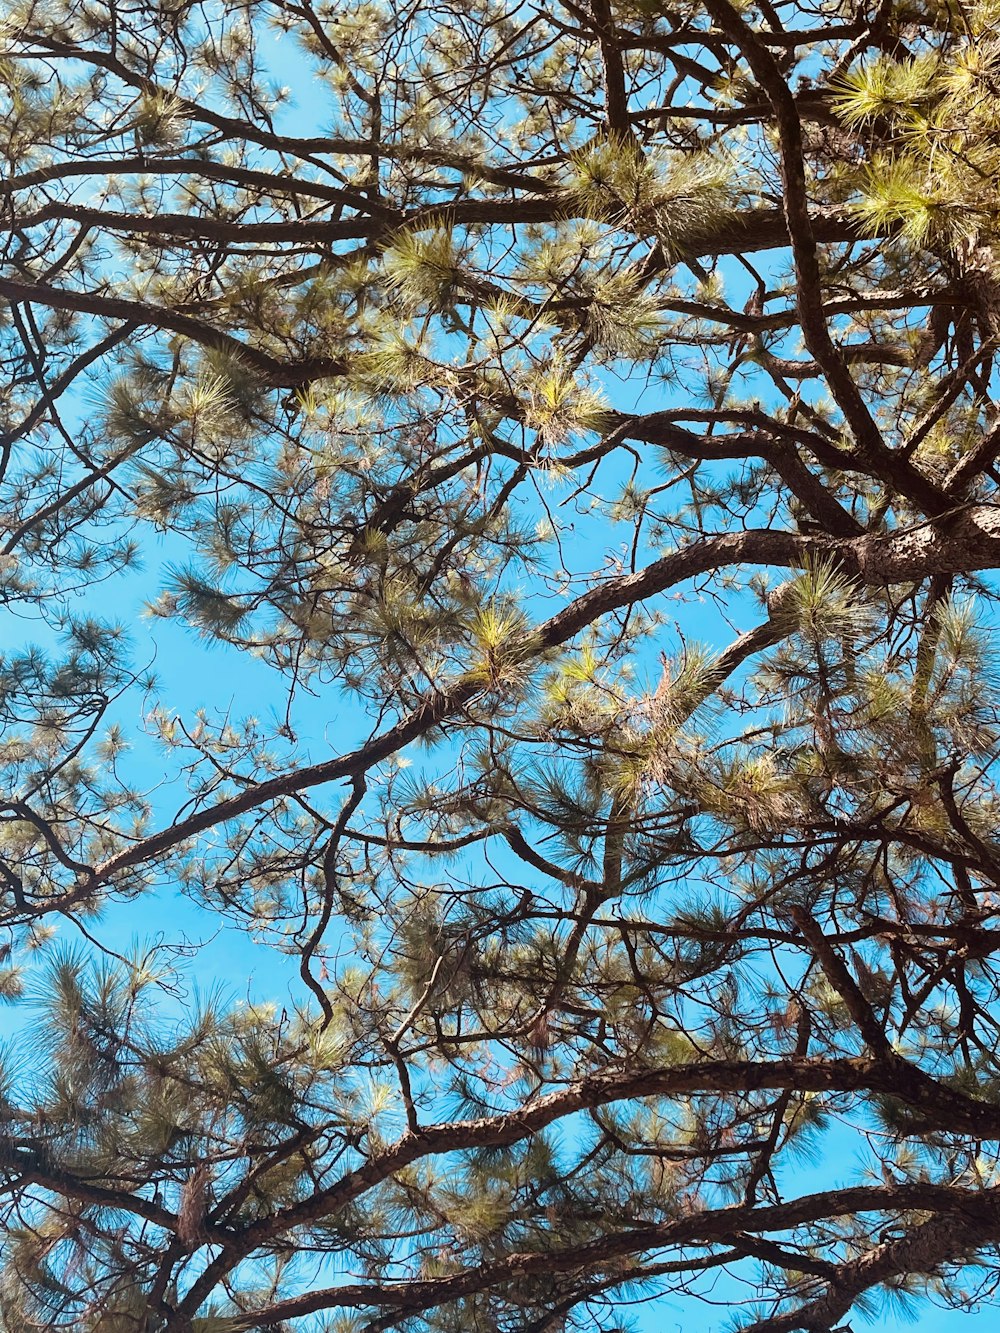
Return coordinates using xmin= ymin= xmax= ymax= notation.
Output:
xmin=4 ymin=0 xmax=1000 ymax=1329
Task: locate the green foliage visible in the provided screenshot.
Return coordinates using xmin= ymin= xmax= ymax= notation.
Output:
xmin=1 ymin=1 xmax=1000 ymax=1331
xmin=835 ymin=21 xmax=1000 ymax=248
xmin=569 ymin=139 xmax=739 ymax=255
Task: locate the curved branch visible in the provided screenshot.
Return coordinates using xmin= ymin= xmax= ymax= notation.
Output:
xmin=702 ymin=0 xmax=946 ymax=516
xmin=0 ymin=276 xmax=345 ymax=386
xmin=230 ymin=1185 xmax=1000 ymax=1327
xmin=89 ymin=507 xmax=1000 ymax=891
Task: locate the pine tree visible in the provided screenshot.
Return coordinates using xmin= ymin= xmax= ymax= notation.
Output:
xmin=3 ymin=1 xmax=1000 ymax=1330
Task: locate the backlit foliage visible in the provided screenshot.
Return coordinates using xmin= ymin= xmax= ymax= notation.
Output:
xmin=0 ymin=1 xmax=999 ymax=1331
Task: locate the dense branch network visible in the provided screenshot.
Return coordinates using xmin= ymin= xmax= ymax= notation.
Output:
xmin=2 ymin=1 xmax=1000 ymax=1331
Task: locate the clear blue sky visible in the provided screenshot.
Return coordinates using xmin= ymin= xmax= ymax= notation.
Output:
xmin=1 ymin=12 xmax=995 ymax=1333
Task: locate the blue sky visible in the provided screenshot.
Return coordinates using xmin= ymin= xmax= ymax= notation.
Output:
xmin=5 ymin=273 xmax=978 ymax=1333
xmin=1 ymin=9 xmax=996 ymax=1332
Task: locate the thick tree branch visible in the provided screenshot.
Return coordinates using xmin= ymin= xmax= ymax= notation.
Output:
xmin=90 ymin=506 xmax=1000 ymax=890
